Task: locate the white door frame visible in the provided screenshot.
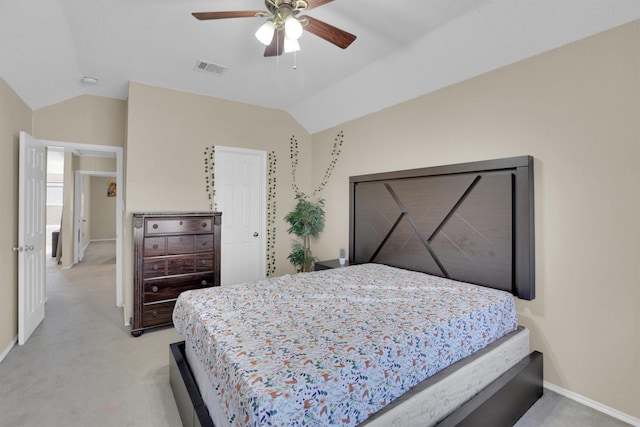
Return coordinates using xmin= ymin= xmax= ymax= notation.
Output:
xmin=73 ymin=170 xmax=117 ymax=264
xmin=34 ymin=138 xmax=124 ymax=311
xmin=214 ymin=146 xmax=267 ymax=284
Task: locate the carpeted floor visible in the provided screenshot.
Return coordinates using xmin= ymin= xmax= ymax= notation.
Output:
xmin=0 ymin=241 xmax=632 ymax=426
xmin=0 ymin=241 xmax=182 ymax=427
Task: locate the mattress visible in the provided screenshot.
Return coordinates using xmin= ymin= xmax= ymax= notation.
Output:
xmin=185 ymin=326 xmax=530 ymax=427
xmin=173 ymin=263 xmax=519 ymax=426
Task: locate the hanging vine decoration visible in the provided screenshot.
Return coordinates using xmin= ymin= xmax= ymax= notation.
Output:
xmin=266 ymin=150 xmax=277 ymax=277
xmin=204 ymin=146 xmax=216 ymax=210
xmin=204 ymin=146 xmax=278 ymax=277
xmin=290 ymin=130 xmax=344 ymax=199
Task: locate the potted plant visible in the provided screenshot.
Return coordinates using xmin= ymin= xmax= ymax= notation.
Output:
xmin=285 ymin=196 xmax=325 ymax=272
xmin=285 ymin=132 xmax=344 ymax=272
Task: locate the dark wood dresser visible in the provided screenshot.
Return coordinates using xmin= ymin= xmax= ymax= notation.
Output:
xmin=131 ymin=212 xmax=221 ymax=337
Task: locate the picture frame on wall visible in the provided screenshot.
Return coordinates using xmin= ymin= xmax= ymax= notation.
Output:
xmin=107 ymin=182 xmax=116 ymax=197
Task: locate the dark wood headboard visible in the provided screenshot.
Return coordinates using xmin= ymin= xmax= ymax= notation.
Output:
xmin=349 ymin=156 xmax=535 ymax=300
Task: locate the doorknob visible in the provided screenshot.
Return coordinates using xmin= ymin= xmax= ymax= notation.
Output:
xmin=11 ymin=245 xmax=34 ymax=252
xmin=253 ymin=232 xmax=259 ymax=237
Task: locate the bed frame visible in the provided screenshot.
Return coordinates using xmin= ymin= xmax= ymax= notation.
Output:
xmin=170 ymin=155 xmax=543 ymax=426
xmin=349 ymin=155 xmax=535 ymax=300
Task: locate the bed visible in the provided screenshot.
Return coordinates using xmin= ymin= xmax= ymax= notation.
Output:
xmin=169 ymin=155 xmax=542 ymax=427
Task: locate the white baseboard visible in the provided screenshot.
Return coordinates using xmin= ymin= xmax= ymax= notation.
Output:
xmin=544 ymin=381 xmax=640 ymax=426
xmin=89 ymin=238 xmax=116 ymax=242
xmin=0 ymin=336 xmax=17 ymax=364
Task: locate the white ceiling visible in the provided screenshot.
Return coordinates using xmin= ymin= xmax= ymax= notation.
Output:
xmin=1 ymin=0 xmax=639 ymax=134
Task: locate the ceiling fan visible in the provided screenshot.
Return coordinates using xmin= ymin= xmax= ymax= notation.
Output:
xmin=192 ymin=0 xmax=356 ymax=57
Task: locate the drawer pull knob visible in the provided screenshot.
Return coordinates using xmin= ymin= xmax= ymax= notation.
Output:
xmin=153 ymin=244 xmax=158 ymax=250
xmin=152 ymin=264 xmax=159 ymax=270
xmin=201 ymin=241 xmax=207 ymax=247
xmin=152 ymin=224 xmax=158 ymax=229
xmin=151 ymin=286 xmax=159 ymax=293
xmin=151 ymin=311 xmax=158 ymax=318
xmin=201 ymin=280 xmax=207 ymax=285
xmin=202 ymin=222 xmax=207 ymax=228
xmin=201 ymin=260 xmax=207 ymax=265
xmin=179 ymin=220 xmax=183 ymax=226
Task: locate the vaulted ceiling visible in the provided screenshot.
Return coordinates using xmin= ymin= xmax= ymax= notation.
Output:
xmin=1 ymin=0 xmax=639 ymax=133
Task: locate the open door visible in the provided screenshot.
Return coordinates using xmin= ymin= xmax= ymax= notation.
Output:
xmin=15 ymin=132 xmax=46 ymax=345
xmin=74 ymin=172 xmax=86 ymax=263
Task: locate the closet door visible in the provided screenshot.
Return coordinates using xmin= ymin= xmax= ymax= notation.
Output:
xmin=214 ymin=147 xmax=266 ymax=286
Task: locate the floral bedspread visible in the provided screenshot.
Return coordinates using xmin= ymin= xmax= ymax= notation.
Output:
xmin=173 ymin=263 xmax=518 ymax=427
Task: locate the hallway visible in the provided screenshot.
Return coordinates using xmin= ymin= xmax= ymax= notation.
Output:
xmin=0 ymin=241 xmax=182 ymax=427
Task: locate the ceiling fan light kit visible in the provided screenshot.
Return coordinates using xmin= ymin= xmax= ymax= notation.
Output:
xmin=255 ymin=20 xmax=276 ymax=45
xmin=284 ymin=14 xmax=304 ymax=40
xmin=193 ymin=0 xmax=356 ymax=58
xmin=284 ymin=37 xmax=301 ymax=53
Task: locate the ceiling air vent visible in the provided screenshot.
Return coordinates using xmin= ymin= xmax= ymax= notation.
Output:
xmin=194 ymin=60 xmax=227 ymax=75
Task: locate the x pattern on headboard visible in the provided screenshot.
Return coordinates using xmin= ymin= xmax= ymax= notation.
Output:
xmin=349 ymin=156 xmax=535 ymax=300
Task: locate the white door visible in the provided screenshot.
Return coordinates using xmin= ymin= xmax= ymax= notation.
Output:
xmin=73 ymin=172 xmax=86 ymax=263
xmin=16 ymin=132 xmax=46 ymax=345
xmin=214 ymin=147 xmax=266 ymax=286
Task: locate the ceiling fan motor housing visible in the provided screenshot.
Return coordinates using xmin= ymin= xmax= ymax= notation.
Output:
xmin=265 ymin=0 xmax=309 ymax=15
xmin=266 ymin=0 xmax=309 ymax=32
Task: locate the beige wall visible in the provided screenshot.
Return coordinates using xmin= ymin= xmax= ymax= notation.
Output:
xmin=90 ymin=176 xmax=117 ymax=240
xmin=124 ymin=82 xmax=311 ymax=322
xmin=79 ymin=159 xmax=117 ymax=249
xmin=311 ymin=21 xmax=640 ymax=419
xmin=0 ymin=78 xmax=33 ymax=354
xmin=34 ymin=95 xmax=127 ymax=147
xmin=34 ymin=96 xmax=126 ymax=267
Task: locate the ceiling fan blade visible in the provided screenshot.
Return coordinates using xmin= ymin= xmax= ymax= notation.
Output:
xmin=192 ymin=11 xmax=266 ymax=20
xmin=264 ymin=30 xmax=285 ymax=57
xmin=303 ymin=16 xmax=356 ymax=49
xmin=306 ymin=0 xmax=334 ymax=10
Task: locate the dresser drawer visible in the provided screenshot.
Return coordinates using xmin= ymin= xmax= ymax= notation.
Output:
xmin=167 ymin=235 xmax=195 ymax=255
xmin=143 ymin=237 xmax=166 ymax=256
xmin=167 ymin=256 xmax=195 ymax=275
xmin=142 ymin=301 xmax=175 ymax=327
xmin=195 ymin=253 xmax=214 ymax=272
xmin=146 ymin=217 xmax=212 ymax=235
xmin=143 ymin=258 xmax=167 ymax=278
xmin=195 ymin=234 xmax=214 ymax=252
xmin=144 ymin=273 xmax=215 ymax=302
